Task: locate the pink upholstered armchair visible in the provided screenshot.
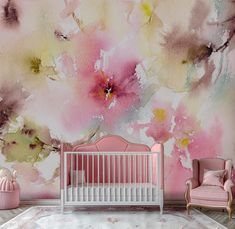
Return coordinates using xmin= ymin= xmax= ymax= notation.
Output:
xmin=185 ymin=158 xmax=234 ymax=219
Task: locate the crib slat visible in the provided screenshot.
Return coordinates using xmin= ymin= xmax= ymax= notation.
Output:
xmin=103 ymin=153 xmax=105 ymax=201
xmin=108 ymin=154 xmax=110 ymax=202
xmin=128 ymin=155 xmax=131 ymax=202
xmin=71 ymin=154 xmax=74 ymax=202
xmin=82 ymin=154 xmax=84 ymax=201
xmin=76 ymin=154 xmax=78 ymax=201
xmin=139 ymin=156 xmax=142 ymax=201
xmin=92 ymin=154 xmax=94 ymax=201
xmin=64 ymin=153 xmax=67 ymax=203
xmin=98 ymin=153 xmax=100 ymax=201
xmin=118 ymin=155 xmax=120 ymax=202
xmin=143 ymin=155 xmax=148 ymax=202
xmin=137 ymin=155 xmax=140 ymax=201
xmin=157 ymin=152 xmax=160 ymax=203
xmin=149 ymin=155 xmax=153 ymax=201
xmin=134 ymin=155 xmax=136 ymax=202
xmin=142 ymin=154 xmax=145 ymax=202
xmin=138 ymin=155 xmax=140 ymax=202
xmin=124 ymin=154 xmax=126 ymax=202
xmin=114 ymin=154 xmax=116 ymax=201
xmin=87 ymin=154 xmax=89 ymax=202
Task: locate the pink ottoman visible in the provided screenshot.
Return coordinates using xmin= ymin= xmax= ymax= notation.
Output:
xmin=0 ymin=177 xmax=20 ymax=209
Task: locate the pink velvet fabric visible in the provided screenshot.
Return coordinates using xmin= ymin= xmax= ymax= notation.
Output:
xmin=191 ymin=185 xmax=228 ymax=202
xmin=191 ymin=199 xmax=228 ymax=207
xmin=201 ymin=169 xmax=226 ymax=187
xmin=72 ymin=136 xmax=150 ymax=152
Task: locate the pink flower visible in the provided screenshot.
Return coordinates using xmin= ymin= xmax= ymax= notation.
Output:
xmin=90 ymin=65 xmax=139 ymax=109
xmin=88 ymin=43 xmax=141 ymax=126
xmin=146 ymin=101 xmax=174 ymax=143
xmin=89 ymin=69 xmax=141 ymax=125
xmin=172 ymin=104 xmax=199 ymax=150
xmin=59 ymin=29 xmax=141 ymax=130
xmin=172 ymin=103 xmax=223 ymax=158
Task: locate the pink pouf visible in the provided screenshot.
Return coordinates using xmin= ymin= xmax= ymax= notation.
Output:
xmin=0 ymin=173 xmax=20 ymax=209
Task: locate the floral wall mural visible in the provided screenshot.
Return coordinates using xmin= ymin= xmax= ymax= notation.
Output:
xmin=0 ymin=0 xmax=235 ymax=200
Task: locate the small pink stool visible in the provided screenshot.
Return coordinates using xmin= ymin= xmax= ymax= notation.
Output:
xmin=0 ymin=177 xmax=20 ymax=209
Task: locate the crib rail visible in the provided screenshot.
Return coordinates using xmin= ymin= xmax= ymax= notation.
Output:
xmin=63 ymin=151 xmax=162 ymax=206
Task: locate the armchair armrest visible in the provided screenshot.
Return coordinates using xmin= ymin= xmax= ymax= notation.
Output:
xmin=224 ymin=179 xmax=234 ymax=192
xmin=186 ymin=178 xmax=199 ymax=189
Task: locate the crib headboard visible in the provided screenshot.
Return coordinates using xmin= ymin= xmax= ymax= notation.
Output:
xmin=60 ymin=135 xmax=164 ymax=190
xmin=72 ymin=135 xmax=151 ymax=152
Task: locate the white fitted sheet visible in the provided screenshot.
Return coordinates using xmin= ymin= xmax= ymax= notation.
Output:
xmin=65 ymin=183 xmax=159 ymax=202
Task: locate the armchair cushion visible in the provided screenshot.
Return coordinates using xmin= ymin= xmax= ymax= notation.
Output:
xmin=224 ymin=179 xmax=234 ymax=192
xmin=191 ymin=199 xmax=228 ymax=207
xmin=186 ymin=178 xmax=199 ymax=189
xmin=191 ymin=185 xmax=228 ymax=202
xmin=201 ymin=169 xmax=226 ymax=187
xmin=198 ymin=158 xmax=225 ymax=184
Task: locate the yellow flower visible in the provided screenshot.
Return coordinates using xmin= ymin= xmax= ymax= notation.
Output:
xmin=179 ymin=138 xmax=190 ymax=148
xmin=153 ymin=108 xmax=167 ymax=122
xmin=30 ymin=57 xmax=42 ymax=74
xmin=141 ymin=2 xmax=153 ymax=17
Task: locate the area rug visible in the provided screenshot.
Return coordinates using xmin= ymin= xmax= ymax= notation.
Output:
xmin=0 ymin=206 xmax=226 ymax=229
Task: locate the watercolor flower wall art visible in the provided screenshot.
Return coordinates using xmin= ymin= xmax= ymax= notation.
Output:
xmin=0 ymin=0 xmax=235 ymax=199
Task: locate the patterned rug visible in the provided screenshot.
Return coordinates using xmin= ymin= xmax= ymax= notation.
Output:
xmin=0 ymin=206 xmax=226 ymax=229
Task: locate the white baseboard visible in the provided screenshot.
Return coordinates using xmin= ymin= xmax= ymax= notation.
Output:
xmin=20 ymin=199 xmax=60 ymax=205
xmin=20 ymin=199 xmax=235 ymax=206
xmin=20 ymin=199 xmax=186 ymax=206
xmin=165 ymin=200 xmax=186 ymax=205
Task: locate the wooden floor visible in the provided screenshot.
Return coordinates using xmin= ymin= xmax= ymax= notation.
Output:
xmin=0 ymin=204 xmax=234 ymax=228
xmin=199 ymin=207 xmax=235 ymax=229
xmin=0 ymin=205 xmax=30 ymax=226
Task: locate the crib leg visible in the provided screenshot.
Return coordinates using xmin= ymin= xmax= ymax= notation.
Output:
xmin=160 ymin=205 xmax=163 ymax=215
xmin=61 ymin=190 xmax=64 ymax=214
xmin=159 ymin=190 xmax=164 ymax=215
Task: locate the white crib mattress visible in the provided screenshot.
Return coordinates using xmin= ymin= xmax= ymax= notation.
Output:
xmin=65 ymin=183 xmax=159 ymax=202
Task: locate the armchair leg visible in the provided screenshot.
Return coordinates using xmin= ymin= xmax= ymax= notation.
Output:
xmin=227 ymin=191 xmax=233 ymax=220
xmin=185 ymin=186 xmax=190 ymax=215
xmin=186 ymin=204 xmax=190 ymax=215
xmin=226 ymin=207 xmax=232 ymax=220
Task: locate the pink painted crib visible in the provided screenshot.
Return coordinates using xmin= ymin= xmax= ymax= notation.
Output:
xmin=60 ymin=135 xmax=164 ymax=213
